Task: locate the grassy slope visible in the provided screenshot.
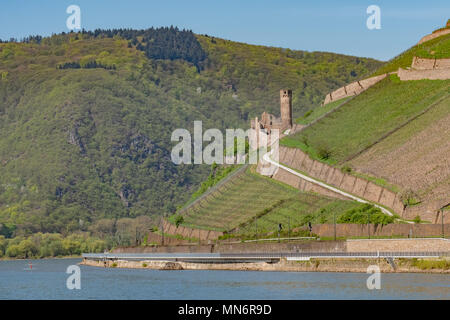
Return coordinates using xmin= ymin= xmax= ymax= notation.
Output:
xmin=235 ymin=193 xmax=358 ymax=236
xmin=349 ymin=95 xmax=450 ymax=204
xmin=373 ymin=33 xmax=450 ymax=75
xmin=281 ymin=75 xmax=450 ymax=165
xmin=279 ymin=30 xmax=450 ymax=205
xmin=175 ymin=166 xmax=364 ymax=232
xmin=0 ymin=31 xmax=381 ymax=235
xmin=295 ymin=97 xmax=350 ymax=125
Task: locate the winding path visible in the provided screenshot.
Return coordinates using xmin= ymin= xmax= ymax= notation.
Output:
xmin=263 ymin=151 xmax=398 ymax=218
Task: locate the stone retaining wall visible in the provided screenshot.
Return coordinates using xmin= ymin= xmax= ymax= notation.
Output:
xmin=346 ymin=238 xmax=450 ymax=252
xmin=274 ymin=146 xmax=405 ymax=216
xmin=417 ymin=28 xmax=450 ymax=44
xmin=162 ymin=219 xmax=223 ymax=241
xmin=112 ymin=236 xmax=450 ymax=254
xmin=311 ymin=223 xmax=450 ymax=238
xmin=398 ymin=67 xmax=450 ymax=80
xmin=113 ymin=240 xmax=347 ymax=254
xmin=323 ymin=74 xmax=387 ymax=105
xmin=412 ymin=57 xmax=450 ymax=70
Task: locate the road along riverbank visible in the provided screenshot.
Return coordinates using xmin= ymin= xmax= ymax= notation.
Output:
xmin=80 ymin=256 xmax=450 ymax=274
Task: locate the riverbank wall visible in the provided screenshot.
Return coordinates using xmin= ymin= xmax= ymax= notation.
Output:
xmin=80 ymin=257 xmax=450 ymax=274
xmin=113 ymin=238 xmax=450 ymax=254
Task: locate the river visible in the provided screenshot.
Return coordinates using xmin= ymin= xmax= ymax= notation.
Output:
xmin=0 ymin=258 xmax=448 ymax=299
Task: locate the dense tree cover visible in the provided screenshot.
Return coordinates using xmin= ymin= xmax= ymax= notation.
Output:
xmin=0 ymin=29 xmax=382 ymax=238
xmin=57 ymin=60 xmax=116 ymax=70
xmin=0 ymin=233 xmax=106 ymax=259
xmin=78 ymin=27 xmax=207 ymax=70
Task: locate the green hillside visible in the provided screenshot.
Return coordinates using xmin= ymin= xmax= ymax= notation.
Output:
xmin=373 ymin=32 xmax=450 ymax=75
xmin=0 ymin=27 xmax=381 ymax=237
xmin=171 ymin=167 xmax=299 ymax=231
xmin=282 ymin=75 xmax=450 ymax=164
xmin=280 ymin=28 xmax=450 ymax=214
xmin=172 ymin=166 xmax=390 ymax=236
xmin=234 ymin=193 xmax=364 ymax=237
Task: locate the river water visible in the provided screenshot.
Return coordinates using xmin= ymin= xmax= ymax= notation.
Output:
xmin=0 ymin=258 xmax=448 ymax=299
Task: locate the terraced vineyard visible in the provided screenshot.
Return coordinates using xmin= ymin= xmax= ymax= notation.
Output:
xmin=234 ymin=193 xmax=361 ymax=236
xmin=281 ymin=76 xmax=450 ymax=164
xmin=177 ymin=167 xmax=299 ymax=231
xmin=175 ymin=166 xmax=368 ymax=233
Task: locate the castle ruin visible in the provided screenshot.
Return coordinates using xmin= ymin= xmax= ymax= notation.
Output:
xmin=250 ymin=90 xmax=293 ymax=149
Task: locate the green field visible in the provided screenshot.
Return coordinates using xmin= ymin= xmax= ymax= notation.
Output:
xmin=281 ymin=76 xmax=450 ymax=164
xmin=373 ymin=32 xmax=450 ymax=75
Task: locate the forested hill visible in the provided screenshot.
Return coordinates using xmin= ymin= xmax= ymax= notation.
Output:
xmin=0 ymin=27 xmax=382 ymax=237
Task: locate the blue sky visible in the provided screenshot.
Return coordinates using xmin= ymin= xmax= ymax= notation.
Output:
xmin=0 ymin=0 xmax=448 ymax=61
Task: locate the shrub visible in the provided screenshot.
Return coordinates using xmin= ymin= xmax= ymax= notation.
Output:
xmin=303 ymin=110 xmax=313 ymax=119
xmin=342 ymin=165 xmax=352 ymax=173
xmin=6 ymin=244 xmax=21 ymax=258
xmin=174 ymin=215 xmax=184 ymax=228
xmin=317 ymin=144 xmax=332 ymax=160
xmin=142 ymin=262 xmax=148 ymax=267
xmin=413 ymin=215 xmax=421 ymax=224
xmin=338 ymin=204 xmax=394 ymax=225
xmin=400 ymin=189 xmax=421 ymax=206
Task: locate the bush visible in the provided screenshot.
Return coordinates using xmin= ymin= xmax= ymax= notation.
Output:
xmin=6 ymin=244 xmax=21 ymax=258
xmin=317 ymin=144 xmax=332 ymax=160
xmin=338 ymin=204 xmax=394 ymax=225
xmin=303 ymin=110 xmax=313 ymax=119
xmin=174 ymin=215 xmax=184 ymax=227
xmin=342 ymin=165 xmax=352 ymax=173
xmin=18 ymin=239 xmax=38 ymax=258
xmin=400 ymin=189 xmax=420 ymax=206
xmin=413 ymin=215 xmax=421 ymax=224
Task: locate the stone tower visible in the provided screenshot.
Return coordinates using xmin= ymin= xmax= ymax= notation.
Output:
xmin=280 ymin=89 xmax=293 ymax=129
